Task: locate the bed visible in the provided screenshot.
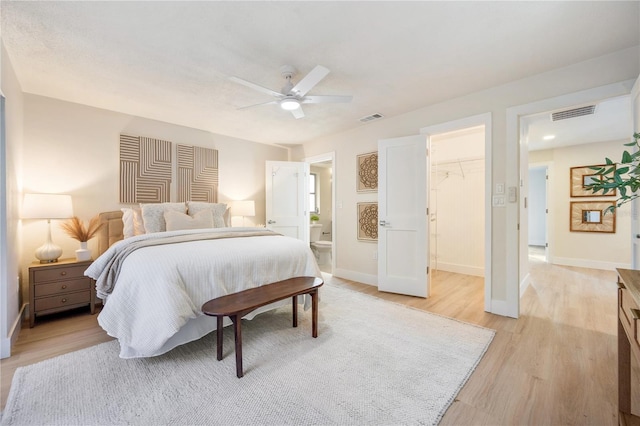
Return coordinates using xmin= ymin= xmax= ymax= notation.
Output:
xmin=85 ymin=208 xmax=322 ymax=359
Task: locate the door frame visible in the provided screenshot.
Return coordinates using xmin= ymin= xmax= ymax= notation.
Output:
xmin=509 ymin=80 xmax=636 ymax=318
xmin=304 ymin=151 xmax=336 ymax=274
xmin=420 ymin=112 xmax=492 ymax=313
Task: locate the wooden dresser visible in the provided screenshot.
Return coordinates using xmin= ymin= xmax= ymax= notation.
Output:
xmin=616 ymin=269 xmax=640 ymax=425
xmin=29 ymin=258 xmax=95 ymax=327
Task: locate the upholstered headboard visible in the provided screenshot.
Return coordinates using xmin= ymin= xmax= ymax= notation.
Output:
xmin=96 ymin=206 xmax=232 ymax=256
xmin=98 ymin=211 xmax=124 ymax=255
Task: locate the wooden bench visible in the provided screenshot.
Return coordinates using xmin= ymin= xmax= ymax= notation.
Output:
xmin=201 ymin=276 xmax=323 ymax=378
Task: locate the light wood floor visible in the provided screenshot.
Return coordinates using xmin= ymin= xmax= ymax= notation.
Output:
xmin=2 ymin=259 xmax=639 ymax=424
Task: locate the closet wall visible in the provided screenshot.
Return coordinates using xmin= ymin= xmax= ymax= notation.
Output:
xmin=430 ymin=127 xmax=485 ymax=277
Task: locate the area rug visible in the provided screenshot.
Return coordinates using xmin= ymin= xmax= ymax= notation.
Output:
xmin=1 ymin=283 xmax=494 ymax=425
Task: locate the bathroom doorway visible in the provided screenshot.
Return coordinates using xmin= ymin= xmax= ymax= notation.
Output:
xmin=305 ymin=152 xmax=335 ymax=275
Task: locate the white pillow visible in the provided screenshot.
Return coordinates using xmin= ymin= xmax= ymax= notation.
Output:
xmin=164 ymin=209 xmax=214 ymax=231
xmin=140 ymin=202 xmax=187 ymax=233
xmin=121 ymin=207 xmax=145 ymax=239
xmin=187 ymin=202 xmax=227 ymax=228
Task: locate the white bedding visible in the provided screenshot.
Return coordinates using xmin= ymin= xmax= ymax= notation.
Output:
xmin=85 ymin=228 xmax=322 ymax=358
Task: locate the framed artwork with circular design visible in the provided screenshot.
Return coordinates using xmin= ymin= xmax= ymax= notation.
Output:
xmin=357 ymin=151 xmax=378 ymax=192
xmin=357 ymin=202 xmax=378 ymax=241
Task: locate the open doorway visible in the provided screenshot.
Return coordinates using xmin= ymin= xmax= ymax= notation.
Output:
xmin=430 ymin=126 xmax=485 ymax=278
xmin=305 ymin=152 xmax=335 ymax=276
xmin=519 ymin=94 xmax=632 ymax=277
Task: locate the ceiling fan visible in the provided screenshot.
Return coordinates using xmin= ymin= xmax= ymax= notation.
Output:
xmin=229 ymin=65 xmax=352 ymax=119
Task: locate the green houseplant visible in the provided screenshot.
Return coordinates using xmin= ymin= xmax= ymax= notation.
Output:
xmin=587 ymin=132 xmax=640 ymax=213
xmin=310 ymin=214 xmax=320 ymax=223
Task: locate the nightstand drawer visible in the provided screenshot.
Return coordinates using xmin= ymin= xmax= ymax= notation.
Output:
xmin=33 ymin=264 xmax=87 ymax=283
xmin=34 ymin=278 xmax=91 ymax=297
xmin=34 ymin=290 xmax=91 ymax=312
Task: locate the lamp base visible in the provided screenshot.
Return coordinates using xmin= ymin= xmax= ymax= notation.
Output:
xmin=35 ymin=242 xmax=63 ymax=264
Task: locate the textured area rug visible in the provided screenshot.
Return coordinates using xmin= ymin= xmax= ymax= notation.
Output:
xmin=1 ymin=284 xmax=494 ymax=425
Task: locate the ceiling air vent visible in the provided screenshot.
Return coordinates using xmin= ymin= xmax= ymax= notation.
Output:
xmin=551 ymin=105 xmax=596 ymax=121
xmin=359 ymin=113 xmax=384 ymax=123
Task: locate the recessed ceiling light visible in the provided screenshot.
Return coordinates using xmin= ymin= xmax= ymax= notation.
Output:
xmin=543 ymin=135 xmax=556 ymax=140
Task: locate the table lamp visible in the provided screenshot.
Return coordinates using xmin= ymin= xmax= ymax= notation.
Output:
xmin=22 ymin=193 xmax=73 ymax=263
xmin=231 ymin=200 xmax=255 ymax=226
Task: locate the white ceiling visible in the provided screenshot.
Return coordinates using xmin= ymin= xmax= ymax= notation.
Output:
xmin=2 ymin=1 xmax=639 ymax=146
xmin=524 ymin=96 xmax=631 ymax=151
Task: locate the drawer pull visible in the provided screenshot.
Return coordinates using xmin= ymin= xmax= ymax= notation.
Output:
xmin=61 ymin=298 xmax=67 ymax=303
xmin=61 ymin=285 xmax=67 ymax=290
xmin=60 ymin=271 xmax=67 ymax=276
xmin=631 ymin=308 xmax=640 ymax=321
xmin=617 ymin=281 xmax=626 ymax=290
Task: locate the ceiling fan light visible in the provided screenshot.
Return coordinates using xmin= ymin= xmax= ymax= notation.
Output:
xmin=280 ymin=98 xmax=301 ymax=111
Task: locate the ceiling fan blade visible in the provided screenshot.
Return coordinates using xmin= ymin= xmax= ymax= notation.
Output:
xmin=291 ymin=107 xmax=305 ymax=119
xmin=290 ymin=65 xmax=330 ymax=97
xmin=302 ymin=95 xmax=353 ymax=104
xmin=228 ymin=76 xmax=282 ymax=98
xmin=237 ymin=100 xmax=277 ymax=110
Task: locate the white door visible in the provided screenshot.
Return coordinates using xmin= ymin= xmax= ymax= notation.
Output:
xmin=631 ymin=76 xmax=640 ymax=268
xmin=265 ymin=161 xmax=309 ymax=243
xmin=378 ymin=135 xmax=428 ymax=297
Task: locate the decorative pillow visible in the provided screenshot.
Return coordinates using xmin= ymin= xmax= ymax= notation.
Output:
xmin=187 ymin=202 xmax=227 ymax=228
xmin=164 ymin=209 xmax=214 ymax=231
xmin=140 ymin=202 xmax=187 ymax=233
xmin=121 ymin=206 xmax=145 ymax=239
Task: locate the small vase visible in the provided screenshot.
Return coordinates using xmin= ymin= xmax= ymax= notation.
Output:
xmin=75 ymin=241 xmax=91 ymax=261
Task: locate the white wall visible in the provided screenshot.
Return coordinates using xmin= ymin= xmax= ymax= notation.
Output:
xmin=292 ymin=47 xmax=639 ymax=303
xmin=19 ymin=94 xmax=288 ymax=304
xmin=530 ymin=140 xmax=631 ymax=269
xmin=528 ymin=167 xmax=547 ymax=247
xmin=1 ymin=41 xmax=25 ymax=358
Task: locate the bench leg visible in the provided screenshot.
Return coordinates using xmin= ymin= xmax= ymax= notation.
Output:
xmin=292 ymin=295 xmax=298 ymax=328
xmin=216 ymin=316 xmax=223 ymax=361
xmin=230 ymin=315 xmax=243 ymax=378
xmin=312 ymin=289 xmax=318 ymax=338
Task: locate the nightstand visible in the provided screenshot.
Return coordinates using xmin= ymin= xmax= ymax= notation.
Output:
xmin=29 ymin=258 xmax=95 ymax=327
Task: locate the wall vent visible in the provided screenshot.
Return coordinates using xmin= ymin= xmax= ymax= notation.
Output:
xmin=551 ymin=105 xmax=596 ymax=121
xmin=359 ymin=113 xmax=384 ymax=123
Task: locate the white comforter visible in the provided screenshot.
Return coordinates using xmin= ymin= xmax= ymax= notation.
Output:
xmin=85 ymin=228 xmax=322 ymax=358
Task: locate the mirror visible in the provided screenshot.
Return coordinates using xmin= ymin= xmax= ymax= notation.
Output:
xmin=582 ymin=174 xmax=602 ymax=187
xmin=582 ymin=209 xmax=602 ymax=224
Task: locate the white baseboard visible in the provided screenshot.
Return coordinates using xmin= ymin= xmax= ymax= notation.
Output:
xmin=550 ymin=256 xmax=631 ymax=271
xmin=1 ymin=303 xmax=25 ymax=359
xmin=433 ymin=262 xmax=484 ymax=277
xmin=332 ymin=268 xmax=378 ymax=286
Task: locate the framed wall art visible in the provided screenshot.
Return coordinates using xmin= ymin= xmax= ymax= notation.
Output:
xmin=357 ymin=151 xmax=378 ymax=192
xmin=357 ymin=202 xmax=378 ymax=241
xmin=569 ymin=201 xmax=616 ymax=233
xmin=570 ymin=165 xmax=616 ymax=197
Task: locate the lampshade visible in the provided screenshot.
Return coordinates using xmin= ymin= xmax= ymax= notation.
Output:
xmin=22 ymin=193 xmax=74 ymax=263
xmin=231 ymin=200 xmax=255 ymax=217
xmin=23 ymin=193 xmax=73 ymax=219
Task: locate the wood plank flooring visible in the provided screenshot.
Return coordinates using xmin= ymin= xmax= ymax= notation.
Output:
xmin=2 ymin=258 xmax=639 ymax=424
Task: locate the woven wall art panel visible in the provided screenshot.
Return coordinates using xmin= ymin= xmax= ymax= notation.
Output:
xmin=120 ymin=134 xmax=172 ymax=203
xmin=357 ymin=202 xmax=378 ymax=241
xmin=177 ymin=144 xmax=219 ymax=202
xmin=357 ymin=151 xmax=378 ymax=192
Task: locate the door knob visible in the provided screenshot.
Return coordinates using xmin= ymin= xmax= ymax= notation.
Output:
xmin=268 ymin=220 xmax=276 ymax=224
